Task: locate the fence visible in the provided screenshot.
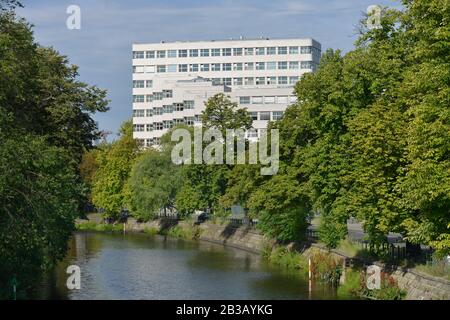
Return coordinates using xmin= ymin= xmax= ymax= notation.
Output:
xmin=226 ymin=217 xmax=258 ymax=228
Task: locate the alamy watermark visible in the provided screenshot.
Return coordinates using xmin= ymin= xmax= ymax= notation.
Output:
xmin=171 ymin=127 xmax=279 ymax=176
xmin=66 ymin=5 xmax=81 ymax=30
xmin=367 ymin=5 xmax=382 ymax=30
xmin=366 ymin=265 xmax=381 ymax=290
xmin=66 ymin=265 xmax=81 ymax=290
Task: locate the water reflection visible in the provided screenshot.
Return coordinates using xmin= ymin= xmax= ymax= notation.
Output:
xmin=37 ymin=231 xmax=340 ymax=300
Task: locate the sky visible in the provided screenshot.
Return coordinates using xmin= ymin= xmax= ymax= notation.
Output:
xmin=17 ymin=0 xmax=401 ymax=140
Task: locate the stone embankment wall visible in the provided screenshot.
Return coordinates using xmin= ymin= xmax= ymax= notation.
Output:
xmin=79 ymin=215 xmax=450 ymax=300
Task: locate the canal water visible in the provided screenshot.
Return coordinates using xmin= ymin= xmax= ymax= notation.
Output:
xmin=37 ymin=231 xmax=340 ymax=300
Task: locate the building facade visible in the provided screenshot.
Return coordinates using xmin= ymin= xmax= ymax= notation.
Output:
xmin=132 ymin=37 xmax=321 ymax=146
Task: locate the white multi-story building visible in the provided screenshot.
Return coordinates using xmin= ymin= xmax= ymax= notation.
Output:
xmin=132 ymin=37 xmax=321 ymax=146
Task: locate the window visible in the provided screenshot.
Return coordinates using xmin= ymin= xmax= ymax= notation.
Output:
xmin=256 ymin=47 xmax=265 ymax=55
xmin=256 ymin=77 xmax=265 ymax=85
xmin=185 ymin=117 xmax=195 ymax=125
xmin=133 ymin=109 xmax=145 ymax=117
xmin=260 ymin=112 xmax=270 ymax=120
xmin=157 ymin=65 xmax=166 ymax=73
xmin=222 ymin=48 xmax=231 ymax=56
xmin=145 ymin=51 xmax=155 ymax=59
xmin=146 ymin=124 xmax=153 ymax=132
xmin=184 ymin=100 xmax=195 ymax=109
xmin=146 ymin=109 xmax=153 ymax=117
xmin=154 ymin=107 xmax=163 ymax=115
xmin=252 ymin=96 xmax=263 ymax=104
xmin=200 ymin=63 xmax=210 ymax=72
xmin=146 ymin=94 xmax=153 ymax=102
xmin=278 ymin=46 xmax=288 ymax=55
xmin=300 ymin=46 xmax=312 ymax=54
xmin=133 ymin=66 xmax=144 ymax=73
xmin=256 ymin=62 xmax=265 ymax=70
xmin=200 ymin=49 xmax=210 ymax=57
xmin=289 ymin=95 xmax=298 ymax=103
xmin=233 ymin=48 xmax=243 ymax=56
xmin=239 ymin=96 xmax=250 ymax=104
xmin=168 ymin=50 xmax=177 ymax=58
xmin=278 ymin=61 xmax=288 ymax=70
xmin=249 ymin=112 xmax=258 ymax=121
xmin=223 ymin=78 xmax=232 ymax=86
xmin=133 ymin=95 xmax=145 ymax=103
xmin=244 ymin=62 xmax=254 ymax=70
xmin=278 ymin=76 xmax=288 ymax=85
xmin=211 ymin=48 xmax=221 ymax=56
xmin=146 ymin=80 xmax=153 ymax=88
xmin=267 ymin=47 xmax=276 ymax=55
xmin=168 ymin=64 xmax=177 ymax=72
xmin=174 ymin=118 xmax=184 ymax=125
xmin=244 ymin=47 xmax=254 ymax=55
xmin=179 ymin=64 xmax=188 ymax=72
xmin=133 ymin=51 xmax=144 ymax=59
xmin=276 ymin=96 xmax=288 ymax=103
xmin=233 ymin=63 xmax=243 ymax=71
xmin=144 ymin=65 xmax=155 ymax=73
xmin=264 ymin=96 xmax=275 ymax=104
xmin=157 ymin=50 xmax=166 ymax=58
xmin=154 ymin=122 xmax=163 ymax=130
xmin=266 ymin=61 xmax=276 ymax=70
xmin=301 ymin=61 xmax=313 ymax=69
xmin=212 ymin=78 xmax=222 ymax=85
xmin=133 ymin=80 xmax=145 ymax=88
xmin=178 ymin=49 xmax=188 ymax=57
xmin=163 ymin=90 xmax=173 ymax=98
xmin=289 ymin=76 xmax=299 ymax=84
xmin=174 ymin=103 xmax=184 ymax=112
xmin=153 ymin=92 xmax=163 ymax=100
xmin=244 ymin=77 xmax=254 ymax=85
xmin=212 ymin=63 xmax=221 ymax=71
xmin=163 ymin=120 xmax=173 ymax=129
xmin=233 ymin=77 xmax=243 ymax=86
xmin=133 ymin=124 xmax=145 ymax=132
xmin=189 ymin=64 xmax=199 ymax=72
xmin=222 ymin=63 xmax=232 ymax=71
xmin=266 ymin=76 xmax=277 ymax=85
xmin=163 ymin=105 xmax=173 ymax=113
xmin=289 ymin=61 xmax=299 ymax=69
xmin=189 ymin=49 xmax=198 ymax=57
xmin=289 ymin=46 xmax=299 ymax=54
xmin=247 ymin=128 xmax=258 ymax=138
xmin=272 ymin=111 xmax=283 ymax=120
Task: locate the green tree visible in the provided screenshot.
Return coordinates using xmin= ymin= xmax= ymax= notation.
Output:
xmin=91 ymin=121 xmax=139 ymax=218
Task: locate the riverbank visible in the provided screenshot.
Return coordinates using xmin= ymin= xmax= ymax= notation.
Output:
xmin=76 ymin=215 xmax=450 ymax=300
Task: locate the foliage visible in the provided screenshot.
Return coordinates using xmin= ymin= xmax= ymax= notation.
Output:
xmin=76 ymin=221 xmax=123 ymax=232
xmin=309 ymin=250 xmax=342 ymax=286
xmin=91 ymin=121 xmax=139 ymax=218
xmin=262 ymin=245 xmax=308 ymax=272
xmin=0 ymin=6 xmax=108 ymax=298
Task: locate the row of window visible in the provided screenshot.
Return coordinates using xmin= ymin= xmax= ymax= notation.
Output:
xmin=132 ymin=80 xmax=153 ymax=88
xmin=133 ymin=117 xmax=197 ymax=132
xmin=133 ymin=101 xmax=195 ymax=116
xmin=133 ymin=46 xmax=318 ymax=59
xmin=133 ymin=110 xmax=284 ymax=133
xmin=133 ymin=90 xmax=173 ymax=103
xmin=133 ymin=61 xmax=314 ymax=74
xmin=239 ymin=95 xmax=297 ymax=105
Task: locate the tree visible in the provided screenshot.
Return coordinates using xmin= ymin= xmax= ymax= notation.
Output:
xmin=0 ymin=6 xmax=108 ymax=298
xmin=91 ymin=121 xmax=139 ymax=218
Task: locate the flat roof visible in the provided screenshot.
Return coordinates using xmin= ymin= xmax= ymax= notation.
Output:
xmin=133 ymin=37 xmax=319 ymax=46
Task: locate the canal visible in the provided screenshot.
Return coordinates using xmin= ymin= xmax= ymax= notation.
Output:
xmin=37 ymin=231 xmax=341 ymax=300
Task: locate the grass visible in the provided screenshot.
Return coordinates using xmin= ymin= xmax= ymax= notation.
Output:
xmin=143 ymin=227 xmax=159 ymax=236
xmin=337 ymin=269 xmax=362 ymax=299
xmin=76 ymin=221 xmax=123 ymax=232
xmin=262 ymin=244 xmax=308 ymax=273
xmin=161 ymin=224 xmax=202 ymax=240
xmin=414 ymin=260 xmax=450 ymax=281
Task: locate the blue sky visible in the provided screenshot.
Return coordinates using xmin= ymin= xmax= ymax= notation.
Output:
xmin=17 ymin=0 xmax=401 ymax=140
